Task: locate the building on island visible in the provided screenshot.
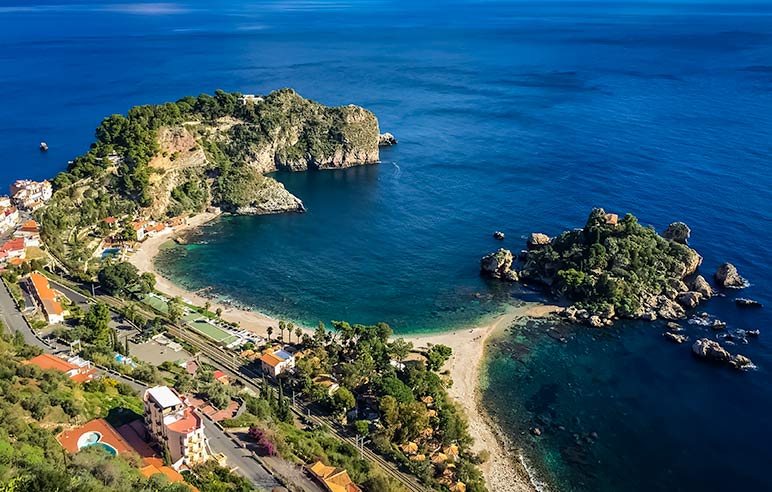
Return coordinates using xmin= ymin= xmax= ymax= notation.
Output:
xmin=260 ymin=349 xmax=295 ymax=378
xmin=26 ymin=272 xmax=68 ymax=324
xmin=237 ymin=94 xmax=264 ymax=105
xmin=307 ymin=460 xmax=363 ymax=492
xmin=10 ymin=179 xmax=52 ymax=211
xmin=24 ymin=353 xmax=96 ymax=383
xmin=144 ymin=386 xmax=209 ymax=469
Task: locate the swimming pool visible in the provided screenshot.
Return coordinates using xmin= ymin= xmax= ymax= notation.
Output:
xmin=77 ymin=431 xmax=118 ymax=456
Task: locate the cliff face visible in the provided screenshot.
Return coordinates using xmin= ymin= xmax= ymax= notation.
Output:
xmin=147 ymin=89 xmax=379 ymax=216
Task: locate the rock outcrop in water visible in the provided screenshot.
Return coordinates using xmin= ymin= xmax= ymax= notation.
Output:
xmin=714 ymin=263 xmax=747 ymax=289
xmin=378 ymin=132 xmax=398 ymax=146
xmin=692 ymin=338 xmax=754 ymax=370
xmin=481 ymin=209 xmax=711 ymax=326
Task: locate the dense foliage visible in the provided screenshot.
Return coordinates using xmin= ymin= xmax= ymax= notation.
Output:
xmin=520 ymin=208 xmax=701 ymax=316
xmin=0 ymin=333 xmax=188 ymax=492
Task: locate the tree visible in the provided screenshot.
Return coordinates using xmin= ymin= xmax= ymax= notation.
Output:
xmin=426 ymin=344 xmax=453 ymax=372
xmin=215 ymin=307 xmax=223 ymax=318
xmin=278 ymin=320 xmax=286 ymax=341
xmin=354 ymin=420 xmax=370 ymax=436
xmin=379 ymin=395 xmax=400 ymax=429
xmin=331 ymin=387 xmax=356 ymax=414
xmin=266 ymin=326 xmax=273 ymax=341
xmin=83 ymin=303 xmax=111 ymax=347
xmin=295 ymin=326 xmax=303 ymax=345
xmin=168 ymin=297 xmax=183 ymax=323
xmin=389 ymin=338 xmax=413 ymax=363
xmin=204 ymin=301 xmax=211 ymax=313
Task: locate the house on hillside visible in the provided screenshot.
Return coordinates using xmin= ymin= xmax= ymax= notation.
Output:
xmin=24 ymin=353 xmax=96 ymax=383
xmin=260 ymin=349 xmax=295 ymax=379
xmin=26 ymin=272 xmax=68 ymax=324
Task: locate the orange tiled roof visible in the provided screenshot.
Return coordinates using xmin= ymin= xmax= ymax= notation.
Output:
xmin=1 ymin=237 xmax=25 ymax=252
xmin=29 ymin=272 xmax=64 ymax=315
xmin=260 ymin=352 xmax=284 ymax=368
xmin=25 ymin=353 xmax=78 ymax=373
xmin=20 ymin=219 xmax=38 ymax=233
xmin=308 ymin=461 xmax=363 ymax=492
xmin=166 ymin=407 xmax=202 ymax=434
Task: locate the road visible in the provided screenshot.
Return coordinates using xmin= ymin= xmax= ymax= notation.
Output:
xmin=0 ymin=281 xmax=47 ymax=349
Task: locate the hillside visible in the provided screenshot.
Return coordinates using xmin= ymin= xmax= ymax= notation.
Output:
xmin=37 ymin=89 xmax=381 ymax=269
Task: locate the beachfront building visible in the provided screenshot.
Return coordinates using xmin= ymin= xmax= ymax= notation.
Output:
xmin=307 ymin=460 xmax=363 ymax=492
xmin=10 ymin=179 xmax=52 ymax=211
xmin=260 ymin=349 xmax=295 ymax=379
xmin=24 ymin=353 xmax=96 ymax=383
xmin=144 ymin=386 xmax=209 ymax=469
xmin=26 ymin=272 xmax=68 ymax=323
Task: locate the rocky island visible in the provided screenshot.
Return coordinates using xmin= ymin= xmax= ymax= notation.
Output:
xmin=481 ymin=208 xmax=714 ymax=326
xmin=38 ymin=89 xmax=382 ymax=270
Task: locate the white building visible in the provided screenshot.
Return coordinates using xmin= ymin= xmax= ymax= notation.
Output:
xmin=11 ymin=180 xmax=53 ymax=211
xmin=260 ymin=349 xmax=295 ymax=379
xmin=144 ymin=386 xmax=209 ymax=469
xmin=237 ymin=94 xmax=264 ymax=105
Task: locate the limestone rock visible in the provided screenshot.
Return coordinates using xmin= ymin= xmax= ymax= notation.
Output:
xmin=378 ymin=132 xmax=398 ymax=146
xmin=480 ymin=249 xmax=514 ymax=280
xmin=729 ymin=354 xmax=754 ymax=370
xmin=526 ymin=233 xmax=551 ymax=250
xmin=714 ymin=263 xmax=747 ymax=289
xmin=735 ymin=298 xmax=762 ymax=308
xmin=691 ymin=275 xmax=713 ymax=299
xmin=666 ymin=322 xmax=683 ymax=332
xmin=657 ymin=299 xmax=686 ymax=320
xmin=664 ymin=332 xmax=688 ymax=344
xmin=503 ymin=269 xmax=519 ymax=282
xmin=676 ymin=291 xmax=702 ymax=309
xmin=588 ymin=316 xmax=604 ymax=328
xmin=692 ymin=338 xmax=731 ymax=361
xmin=662 ymin=222 xmax=691 ymax=244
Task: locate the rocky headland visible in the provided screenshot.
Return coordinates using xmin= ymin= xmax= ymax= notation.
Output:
xmin=39 ymin=89 xmax=384 ymax=268
xmin=480 ymin=209 xmax=748 ymax=327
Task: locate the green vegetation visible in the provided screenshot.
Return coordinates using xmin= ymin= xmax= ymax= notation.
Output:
xmin=0 ymin=333 xmax=190 ymax=492
xmin=38 ymin=88 xmax=378 ymax=272
xmin=519 ymin=208 xmax=702 ymax=316
xmin=98 ymin=261 xmax=156 ymax=299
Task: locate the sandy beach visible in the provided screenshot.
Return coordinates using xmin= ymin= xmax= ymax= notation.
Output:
xmin=406 ymin=303 xmax=559 ymax=492
xmin=128 ymin=211 xmax=559 ymax=491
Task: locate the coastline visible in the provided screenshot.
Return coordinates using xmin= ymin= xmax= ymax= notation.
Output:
xmin=127 ymin=211 xmax=559 ymax=491
xmin=406 ymin=303 xmax=559 ymax=492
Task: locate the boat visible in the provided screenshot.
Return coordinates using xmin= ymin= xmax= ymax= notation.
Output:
xmin=39 ymin=142 xmax=48 ymax=151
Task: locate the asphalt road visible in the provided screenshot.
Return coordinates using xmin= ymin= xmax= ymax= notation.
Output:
xmin=0 ymin=282 xmax=47 ymax=349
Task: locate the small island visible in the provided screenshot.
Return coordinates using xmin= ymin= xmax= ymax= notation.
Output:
xmin=481 ymin=208 xmax=711 ymax=326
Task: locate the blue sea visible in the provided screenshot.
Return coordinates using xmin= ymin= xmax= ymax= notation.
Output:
xmin=2 ymin=1 xmax=772 ymax=490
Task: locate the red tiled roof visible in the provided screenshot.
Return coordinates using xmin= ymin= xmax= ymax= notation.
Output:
xmin=1 ymin=237 xmax=25 ymax=252
xmin=166 ymin=407 xmax=202 ymax=434
xmin=29 ymin=272 xmax=64 ymax=315
xmin=260 ymin=353 xmax=283 ymax=368
xmin=20 ymin=219 xmax=38 ymax=233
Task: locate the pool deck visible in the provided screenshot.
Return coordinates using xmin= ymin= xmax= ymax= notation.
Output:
xmin=57 ymin=418 xmax=134 ymax=455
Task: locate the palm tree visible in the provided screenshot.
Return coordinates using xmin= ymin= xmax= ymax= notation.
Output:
xmin=267 ymin=326 xmax=273 ymax=341
xmin=278 ymin=321 xmax=286 ymax=341
xmin=295 ymin=327 xmax=303 ymax=345
xmin=204 ymin=301 xmax=211 ymax=313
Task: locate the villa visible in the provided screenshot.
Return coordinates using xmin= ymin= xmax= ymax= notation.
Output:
xmin=26 ymin=272 xmax=68 ymax=324
xmin=0 ymin=237 xmax=25 ymax=260
xmin=260 ymin=349 xmax=295 ymax=378
xmin=144 ymin=386 xmax=209 ymax=469
xmin=237 ymin=94 xmax=264 ymax=105
xmin=24 ymin=353 xmax=96 ymax=383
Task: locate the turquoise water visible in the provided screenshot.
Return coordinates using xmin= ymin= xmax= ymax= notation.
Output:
xmin=86 ymin=442 xmax=118 ymax=456
xmin=2 ymin=1 xmax=772 ymax=490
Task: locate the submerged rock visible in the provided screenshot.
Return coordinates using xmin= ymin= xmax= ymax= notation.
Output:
xmin=715 ymin=263 xmax=747 ymax=289
xmin=692 ymin=338 xmax=731 ymax=361
xmin=746 ymin=329 xmax=760 ymax=337
xmin=666 ymin=322 xmax=683 ymax=332
xmin=664 ymin=332 xmax=688 ymax=344
xmin=735 ymin=298 xmax=763 ymax=308
xmin=493 ymin=231 xmax=505 ymax=240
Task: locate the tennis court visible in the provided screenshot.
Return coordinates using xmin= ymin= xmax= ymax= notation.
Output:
xmin=187 ymin=318 xmax=232 ymax=342
xmin=143 ymin=295 xmax=169 ymax=314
